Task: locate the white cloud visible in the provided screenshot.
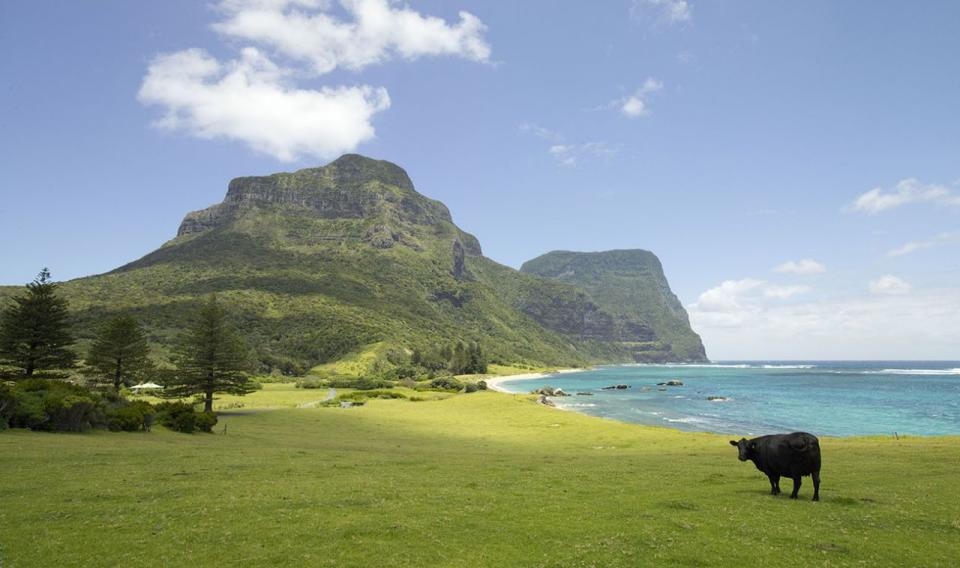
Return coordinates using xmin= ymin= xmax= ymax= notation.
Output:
xmin=522 ymin=124 xmax=617 ymax=167
xmin=869 ymin=275 xmax=911 ymax=295
xmin=619 ymin=77 xmax=663 ymax=118
xmin=763 ymin=285 xmax=812 ymax=299
xmin=138 ymin=48 xmax=390 ymax=162
xmin=139 ymin=0 xmax=490 ymax=161
xmin=213 ymin=0 xmax=491 ymax=75
xmin=773 ymin=258 xmax=826 ymax=275
xmin=688 ymin=278 xmax=812 ymax=328
xmin=689 ymin=285 xmax=960 ymax=360
xmin=630 ymin=0 xmax=692 ymax=25
xmin=887 ymin=232 xmax=959 ymax=257
xmin=852 ymin=178 xmax=960 ymax=214
xmin=519 ymin=122 xmax=563 ymax=142
xmin=547 ymin=142 xmax=618 ymax=167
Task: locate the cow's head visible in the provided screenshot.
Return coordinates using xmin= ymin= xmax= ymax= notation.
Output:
xmin=729 ymin=438 xmax=755 ymax=462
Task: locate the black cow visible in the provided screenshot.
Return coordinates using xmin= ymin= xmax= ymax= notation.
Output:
xmin=729 ymin=432 xmax=821 ymax=501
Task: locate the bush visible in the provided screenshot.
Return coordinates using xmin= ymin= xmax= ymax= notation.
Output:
xmin=328 ymin=376 xmax=394 ymax=390
xmin=428 ymin=377 xmax=464 ymax=392
xmin=477 ymin=380 xmax=488 ymax=391
xmin=195 ymin=411 xmax=218 ymax=433
xmin=9 ymin=379 xmax=104 ymax=432
xmin=295 ymin=378 xmax=329 ymax=389
xmin=105 ymin=401 xmax=156 ymax=432
xmin=342 ymin=389 xmax=408 ymax=402
xmin=154 ymin=401 xmax=215 ymax=433
xmin=464 ymin=382 xmax=479 ymax=393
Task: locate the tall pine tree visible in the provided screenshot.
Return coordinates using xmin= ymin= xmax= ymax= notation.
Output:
xmin=86 ymin=315 xmax=152 ymax=391
xmin=0 ymin=268 xmax=75 ymax=377
xmin=165 ymin=296 xmax=254 ymax=412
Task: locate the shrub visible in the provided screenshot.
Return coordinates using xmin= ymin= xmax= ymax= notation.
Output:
xmin=342 ymin=389 xmax=408 ymax=402
xmin=477 ymin=380 xmax=488 ymax=391
xmin=328 ymin=376 xmax=394 ymax=390
xmin=295 ymin=378 xmax=329 ymax=389
xmin=154 ymin=401 xmax=217 ymax=434
xmin=105 ymin=401 xmax=156 ymax=432
xmin=10 ymin=379 xmax=104 ymax=432
xmin=428 ymin=377 xmax=464 ymax=392
xmin=464 ymin=382 xmax=479 ymax=393
xmin=195 ymin=411 xmax=218 ymax=433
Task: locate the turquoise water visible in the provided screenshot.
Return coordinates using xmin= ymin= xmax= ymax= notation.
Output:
xmin=499 ymin=362 xmax=960 ymax=436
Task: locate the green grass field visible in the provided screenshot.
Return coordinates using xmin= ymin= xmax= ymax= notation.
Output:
xmin=2 ymin=386 xmax=959 ymax=567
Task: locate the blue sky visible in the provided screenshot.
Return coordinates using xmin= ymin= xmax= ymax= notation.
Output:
xmin=2 ymin=1 xmax=959 ymax=359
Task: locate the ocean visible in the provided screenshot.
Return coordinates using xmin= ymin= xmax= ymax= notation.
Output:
xmin=497 ymin=361 xmax=960 ymax=437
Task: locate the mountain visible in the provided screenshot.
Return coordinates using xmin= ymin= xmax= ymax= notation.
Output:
xmin=521 ymin=250 xmax=707 ymax=362
xmin=2 ymin=155 xmax=705 ymax=374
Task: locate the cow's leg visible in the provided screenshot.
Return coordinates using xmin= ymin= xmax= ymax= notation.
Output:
xmin=768 ymin=474 xmax=781 ymax=495
xmin=811 ymin=471 xmax=820 ymax=501
xmin=790 ymin=476 xmax=801 ymax=499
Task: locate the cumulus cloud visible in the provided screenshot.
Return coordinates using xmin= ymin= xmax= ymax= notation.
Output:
xmin=688 ymin=278 xmax=812 ymax=327
xmin=630 ymin=0 xmax=692 ymax=25
xmin=869 ymin=275 xmax=911 ymax=295
xmin=138 ymin=48 xmax=390 ymax=162
xmin=689 ymin=277 xmax=960 ymax=359
xmin=213 ymin=0 xmax=491 ymax=75
xmin=852 ymin=178 xmax=960 ymax=213
xmin=887 ymin=232 xmax=959 ymax=257
xmin=773 ymin=259 xmax=826 ymax=275
xmin=619 ymin=78 xmax=663 ymax=118
xmin=139 ymin=0 xmax=490 ymax=161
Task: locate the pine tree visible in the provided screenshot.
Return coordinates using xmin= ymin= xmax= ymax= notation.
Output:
xmin=449 ymin=341 xmax=469 ymax=374
xmin=466 ymin=342 xmax=487 ymax=374
xmin=0 ymin=268 xmax=75 ymax=377
xmin=86 ymin=315 xmax=152 ymax=391
xmin=165 ymin=296 xmax=254 ymax=412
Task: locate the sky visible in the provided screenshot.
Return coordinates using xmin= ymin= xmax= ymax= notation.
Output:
xmin=1 ymin=0 xmax=959 ymax=360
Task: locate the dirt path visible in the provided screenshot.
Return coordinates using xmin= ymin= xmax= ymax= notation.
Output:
xmin=296 ymin=388 xmax=337 ymax=409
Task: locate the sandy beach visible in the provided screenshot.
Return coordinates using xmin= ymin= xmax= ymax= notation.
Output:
xmin=485 ymin=368 xmax=586 ymax=393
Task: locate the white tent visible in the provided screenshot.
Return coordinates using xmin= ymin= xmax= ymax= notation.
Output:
xmin=130 ymin=382 xmax=164 ymax=392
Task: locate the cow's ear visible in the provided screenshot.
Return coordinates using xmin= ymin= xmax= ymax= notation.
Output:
xmin=729 ymin=440 xmax=739 ymax=446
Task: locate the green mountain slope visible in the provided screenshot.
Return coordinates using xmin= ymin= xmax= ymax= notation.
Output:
xmin=2 ymin=155 xmax=705 ymax=373
xmin=521 ymin=250 xmax=707 ymax=362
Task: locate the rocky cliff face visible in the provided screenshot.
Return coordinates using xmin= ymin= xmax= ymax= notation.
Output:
xmin=521 ymin=250 xmax=707 ymax=362
xmin=176 ymin=154 xmax=481 ymax=255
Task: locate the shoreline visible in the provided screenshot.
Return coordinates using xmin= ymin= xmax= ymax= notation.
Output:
xmin=485 ymin=368 xmax=586 ymax=393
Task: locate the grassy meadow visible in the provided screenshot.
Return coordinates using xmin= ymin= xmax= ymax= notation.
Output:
xmin=2 ymin=385 xmax=959 ymax=567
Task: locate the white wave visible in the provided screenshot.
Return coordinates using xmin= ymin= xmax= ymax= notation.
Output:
xmin=663 ymin=416 xmax=708 ymax=424
xmin=760 ymin=364 xmax=816 ymax=369
xmin=630 ymin=363 xmax=753 ymax=369
xmin=861 ymin=368 xmax=960 ymax=376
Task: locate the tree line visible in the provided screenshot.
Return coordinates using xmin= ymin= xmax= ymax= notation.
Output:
xmin=0 ymin=269 xmax=253 ymax=413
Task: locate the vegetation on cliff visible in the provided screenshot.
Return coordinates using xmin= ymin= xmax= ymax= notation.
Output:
xmin=522 ymin=249 xmax=707 ymax=362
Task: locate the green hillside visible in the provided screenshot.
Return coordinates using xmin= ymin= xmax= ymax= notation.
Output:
xmin=1 ymin=155 xmax=703 ymax=374
xmin=521 ymin=249 xmax=707 ymax=362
